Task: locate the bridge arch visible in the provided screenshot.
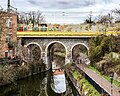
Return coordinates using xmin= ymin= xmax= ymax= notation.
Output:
xmin=25 ymin=42 xmax=42 ymax=61
xmin=25 ymin=42 xmax=42 ymax=52
xmin=71 ymin=43 xmax=89 ymax=64
xmin=46 ymin=41 xmax=67 ymax=69
xmin=71 ymin=43 xmax=89 ymax=54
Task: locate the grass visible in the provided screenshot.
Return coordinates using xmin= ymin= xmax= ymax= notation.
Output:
xmin=88 ymin=66 xmax=101 ymax=74
xmin=104 ymin=75 xmax=120 ymax=88
xmin=88 ymin=65 xmax=120 ymax=88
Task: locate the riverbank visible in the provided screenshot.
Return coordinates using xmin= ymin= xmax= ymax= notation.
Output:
xmin=65 ymin=64 xmax=101 ymax=96
xmin=0 ymin=60 xmax=46 ymax=86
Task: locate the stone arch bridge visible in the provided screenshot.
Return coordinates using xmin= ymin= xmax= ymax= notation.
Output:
xmin=18 ymin=36 xmax=90 ymax=70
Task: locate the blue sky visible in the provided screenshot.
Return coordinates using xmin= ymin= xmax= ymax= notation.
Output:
xmin=0 ymin=0 xmax=120 ymax=24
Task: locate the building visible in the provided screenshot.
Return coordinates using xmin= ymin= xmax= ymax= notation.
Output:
xmin=0 ymin=10 xmax=17 ymax=58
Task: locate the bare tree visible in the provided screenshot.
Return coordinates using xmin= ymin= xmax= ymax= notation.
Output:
xmin=95 ymin=13 xmax=113 ymax=27
xmin=18 ymin=11 xmax=45 ymax=26
xmin=112 ymin=8 xmax=120 ymax=21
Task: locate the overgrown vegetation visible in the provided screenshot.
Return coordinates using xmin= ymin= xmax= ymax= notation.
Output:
xmin=89 ymin=35 xmax=118 ymax=63
xmin=89 ymin=35 xmax=120 ymax=82
xmin=72 ymin=70 xmax=100 ymax=96
xmin=0 ymin=60 xmax=45 ymax=86
xmin=66 ymin=65 xmax=100 ymax=96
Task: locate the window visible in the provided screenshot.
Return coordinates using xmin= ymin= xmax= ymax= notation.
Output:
xmin=6 ymin=33 xmax=12 ymax=43
xmin=6 ymin=17 xmax=12 ymax=28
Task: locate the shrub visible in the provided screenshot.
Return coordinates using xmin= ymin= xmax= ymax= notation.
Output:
xmin=89 ymin=35 xmax=118 ymax=64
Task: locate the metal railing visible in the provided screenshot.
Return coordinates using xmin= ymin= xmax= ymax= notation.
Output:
xmin=0 ymin=58 xmax=21 ymax=69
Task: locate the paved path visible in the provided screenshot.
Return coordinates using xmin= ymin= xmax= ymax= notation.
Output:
xmin=76 ymin=64 xmax=120 ymax=96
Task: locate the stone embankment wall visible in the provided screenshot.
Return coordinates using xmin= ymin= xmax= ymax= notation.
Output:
xmin=65 ymin=69 xmax=81 ymax=95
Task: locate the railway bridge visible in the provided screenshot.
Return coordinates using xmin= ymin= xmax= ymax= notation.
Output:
xmin=17 ymin=27 xmax=119 ymax=69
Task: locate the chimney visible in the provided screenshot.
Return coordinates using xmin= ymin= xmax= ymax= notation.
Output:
xmin=7 ymin=0 xmax=10 ymax=12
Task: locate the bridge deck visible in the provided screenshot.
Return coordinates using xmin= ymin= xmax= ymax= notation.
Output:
xmin=17 ymin=31 xmax=120 ymax=37
xmin=76 ymin=64 xmax=120 ymax=96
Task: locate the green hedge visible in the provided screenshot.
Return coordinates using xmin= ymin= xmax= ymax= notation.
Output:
xmin=72 ymin=69 xmax=100 ymax=96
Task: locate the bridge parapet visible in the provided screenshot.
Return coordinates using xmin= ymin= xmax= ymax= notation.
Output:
xmin=17 ymin=31 xmax=120 ymax=38
xmin=17 ymin=23 xmax=120 ymax=37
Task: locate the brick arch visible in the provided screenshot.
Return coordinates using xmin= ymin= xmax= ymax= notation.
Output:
xmin=71 ymin=43 xmax=89 ymax=64
xmin=71 ymin=43 xmax=89 ymax=54
xmin=46 ymin=41 xmax=67 ymax=53
xmin=46 ymin=41 xmax=67 ymax=69
xmin=25 ymin=42 xmax=42 ymax=59
xmin=25 ymin=42 xmax=42 ymax=52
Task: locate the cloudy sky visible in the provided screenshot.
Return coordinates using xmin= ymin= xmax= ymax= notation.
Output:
xmin=0 ymin=0 xmax=120 ymax=24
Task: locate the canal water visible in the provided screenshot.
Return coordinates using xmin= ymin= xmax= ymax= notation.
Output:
xmin=0 ymin=70 xmax=78 ymax=96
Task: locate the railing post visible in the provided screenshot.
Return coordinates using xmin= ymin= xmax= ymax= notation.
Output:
xmin=88 ymin=24 xmax=90 ymax=32
xmin=80 ymin=24 xmax=82 ymax=32
xmin=96 ymin=23 xmax=100 ymax=35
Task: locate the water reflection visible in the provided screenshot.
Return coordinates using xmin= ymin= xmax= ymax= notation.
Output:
xmin=51 ymin=69 xmax=66 ymax=95
xmin=0 ymin=70 xmax=77 ymax=96
xmin=0 ymin=73 xmax=47 ymax=96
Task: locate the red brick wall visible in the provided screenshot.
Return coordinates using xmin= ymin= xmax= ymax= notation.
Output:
xmin=0 ymin=12 xmax=17 ymax=58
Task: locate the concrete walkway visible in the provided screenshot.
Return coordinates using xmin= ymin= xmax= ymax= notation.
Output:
xmin=76 ymin=64 xmax=120 ymax=96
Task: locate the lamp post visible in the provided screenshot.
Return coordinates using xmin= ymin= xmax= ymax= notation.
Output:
xmin=109 ymin=72 xmax=114 ymax=96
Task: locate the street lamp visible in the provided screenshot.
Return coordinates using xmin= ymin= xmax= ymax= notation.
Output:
xmin=109 ymin=72 xmax=114 ymax=96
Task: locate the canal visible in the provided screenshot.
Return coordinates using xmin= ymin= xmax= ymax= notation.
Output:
xmin=0 ymin=70 xmax=79 ymax=96
xmin=0 ymin=42 xmax=80 ymax=96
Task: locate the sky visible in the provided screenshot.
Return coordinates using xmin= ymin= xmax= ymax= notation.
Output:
xmin=0 ymin=0 xmax=120 ymax=24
